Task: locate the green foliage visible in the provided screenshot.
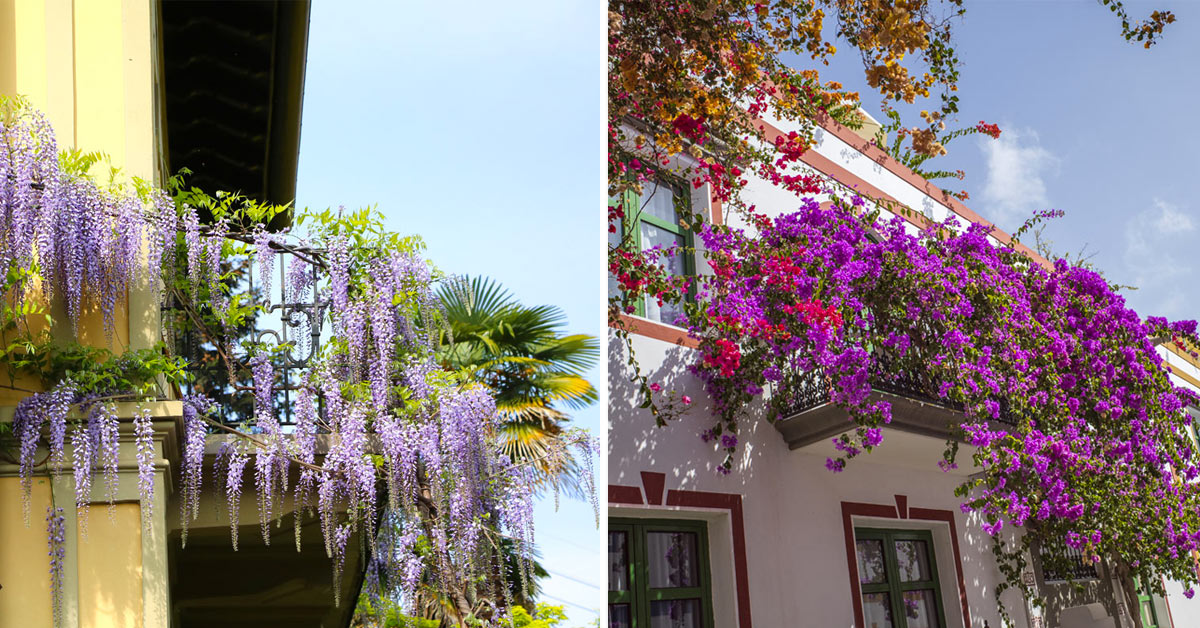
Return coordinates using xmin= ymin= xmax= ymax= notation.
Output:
xmin=352 ymin=592 xmax=440 ymax=628
xmin=3 ymin=338 xmax=187 ymax=400
xmin=509 ymin=603 xmax=569 ymax=628
xmin=298 ymin=204 xmax=426 ymax=263
xmin=436 ymin=276 xmax=599 ymax=496
xmin=352 ymin=598 xmax=584 ymax=628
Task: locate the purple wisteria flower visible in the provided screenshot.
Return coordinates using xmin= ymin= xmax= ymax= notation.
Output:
xmin=134 ymin=408 xmax=156 ymax=527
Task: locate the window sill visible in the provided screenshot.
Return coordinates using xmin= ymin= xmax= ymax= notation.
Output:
xmin=611 ymin=313 xmax=699 ymax=348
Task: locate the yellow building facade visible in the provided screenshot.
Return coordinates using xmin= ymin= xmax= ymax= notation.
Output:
xmin=1 ymin=2 xmax=165 ymax=627
xmin=0 ymin=2 xmax=323 ymax=627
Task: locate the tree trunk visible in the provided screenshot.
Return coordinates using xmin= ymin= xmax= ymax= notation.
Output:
xmin=1115 ymin=561 xmax=1145 ymax=628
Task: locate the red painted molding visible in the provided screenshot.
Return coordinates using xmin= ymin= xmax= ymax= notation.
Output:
xmin=640 ymin=471 xmax=666 ymax=505
xmin=666 ymin=489 xmax=752 ymax=628
xmin=611 ymin=313 xmax=699 ymax=348
xmin=609 ymin=484 xmax=643 ymax=505
xmin=841 ymin=499 xmax=971 ymax=628
xmin=1161 ymin=575 xmax=1177 ymax=628
xmin=608 ymin=473 xmax=754 ymax=628
xmin=909 ymin=507 xmax=970 ymax=628
xmin=894 ymin=494 xmax=909 ymax=519
xmin=812 ymin=114 xmax=1048 ymax=261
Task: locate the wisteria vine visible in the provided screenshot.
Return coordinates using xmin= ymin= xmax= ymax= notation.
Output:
xmin=1 ymin=97 xmax=597 ymax=626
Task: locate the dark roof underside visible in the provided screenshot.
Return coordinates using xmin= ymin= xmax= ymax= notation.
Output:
xmin=161 ymin=0 xmax=309 ymax=221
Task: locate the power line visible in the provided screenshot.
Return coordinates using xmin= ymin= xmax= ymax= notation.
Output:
xmin=547 ymin=568 xmax=602 ymax=590
xmin=540 ymin=592 xmax=600 ymax=617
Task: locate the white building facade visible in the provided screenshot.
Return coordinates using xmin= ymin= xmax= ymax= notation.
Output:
xmin=608 ymin=113 xmax=1198 ymax=628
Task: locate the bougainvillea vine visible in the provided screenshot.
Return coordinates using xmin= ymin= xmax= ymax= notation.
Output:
xmin=652 ymin=191 xmax=1200 ymax=619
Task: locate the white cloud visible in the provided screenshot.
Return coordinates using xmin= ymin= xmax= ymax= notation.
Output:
xmin=1151 ymin=199 xmax=1195 ymax=234
xmin=1122 ymin=198 xmax=1196 ymax=318
xmin=979 ymin=128 xmax=1060 ymax=227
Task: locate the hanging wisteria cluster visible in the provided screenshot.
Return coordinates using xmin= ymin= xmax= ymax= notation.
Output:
xmin=45 ymin=506 xmax=65 ymax=627
xmin=1 ymin=98 xmax=596 ymax=625
xmin=658 ymin=193 xmax=1200 ymax=610
xmin=0 ymin=98 xmax=175 ymax=338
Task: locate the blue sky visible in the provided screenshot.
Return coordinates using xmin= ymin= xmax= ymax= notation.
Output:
xmin=293 ymin=1 xmax=1200 ymax=623
xmin=803 ymin=0 xmax=1200 ymax=322
xmin=295 ymin=1 xmax=604 ymax=624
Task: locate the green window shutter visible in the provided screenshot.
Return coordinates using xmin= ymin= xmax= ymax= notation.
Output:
xmin=610 ymin=176 xmax=698 ymax=325
xmin=1134 ymin=577 xmax=1162 ymax=628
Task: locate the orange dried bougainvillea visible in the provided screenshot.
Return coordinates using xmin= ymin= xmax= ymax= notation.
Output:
xmin=609 ymin=0 xmax=1175 ymax=326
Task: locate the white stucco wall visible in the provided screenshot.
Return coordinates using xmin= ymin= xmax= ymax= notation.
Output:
xmin=608 ymin=328 xmax=1030 ymax=628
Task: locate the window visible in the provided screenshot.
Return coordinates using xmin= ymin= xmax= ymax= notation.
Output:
xmin=854 ymin=528 xmax=946 ymax=628
xmin=609 ymin=518 xmax=714 ymax=628
xmin=609 ymin=179 xmax=695 ymax=326
xmin=1135 ymin=577 xmax=1162 ymax=628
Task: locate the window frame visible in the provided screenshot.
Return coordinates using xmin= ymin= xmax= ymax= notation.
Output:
xmin=854 ymin=527 xmax=948 ymax=628
xmin=609 ymin=177 xmax=697 ymax=324
xmin=1135 ymin=577 xmax=1162 ymax=628
xmin=609 ymin=517 xmax=715 ymax=628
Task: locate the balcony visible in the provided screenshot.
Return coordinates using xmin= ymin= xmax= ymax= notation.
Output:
xmin=772 ymin=350 xmax=1018 ymax=451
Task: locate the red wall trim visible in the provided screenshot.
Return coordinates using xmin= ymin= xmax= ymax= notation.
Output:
xmin=609 ymin=484 xmax=643 ymax=505
xmin=909 ymin=507 xmax=971 ymax=628
xmin=754 ymin=116 xmax=1051 ymax=270
xmin=609 ymin=474 xmax=753 ymax=628
xmin=711 ymin=195 xmax=724 ymax=226
xmin=641 ymin=471 xmax=666 ymax=505
xmin=1161 ymin=575 xmax=1177 ymax=628
xmin=813 ymin=113 xmax=1021 ymax=242
xmin=841 ymin=498 xmax=971 ymax=628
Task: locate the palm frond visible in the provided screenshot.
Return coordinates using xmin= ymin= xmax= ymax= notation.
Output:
xmin=436 ymin=275 xmax=598 ymax=496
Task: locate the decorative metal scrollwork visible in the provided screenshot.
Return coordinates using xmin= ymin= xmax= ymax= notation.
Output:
xmin=778 ymin=346 xmax=1017 ymax=426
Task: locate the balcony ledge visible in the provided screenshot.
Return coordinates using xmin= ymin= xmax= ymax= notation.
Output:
xmin=774 ymin=389 xmax=1013 ymax=451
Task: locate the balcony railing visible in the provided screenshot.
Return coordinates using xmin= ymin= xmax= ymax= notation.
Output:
xmin=1040 ymin=543 xmax=1100 ymax=582
xmin=162 ymin=234 xmax=328 ymax=426
xmin=772 ymin=346 xmax=1018 ymax=450
xmin=780 ymin=349 xmax=1018 ymax=425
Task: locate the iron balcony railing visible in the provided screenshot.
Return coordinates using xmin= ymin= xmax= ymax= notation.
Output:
xmin=779 ymin=347 xmax=1019 ymax=426
xmin=162 ymin=235 xmax=328 ymax=426
xmin=1040 ymin=543 xmax=1100 ymax=582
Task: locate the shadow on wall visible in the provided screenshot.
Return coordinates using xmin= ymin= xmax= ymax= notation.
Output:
xmin=607 ymin=331 xmax=775 ymax=497
xmin=957 ymin=507 xmax=1125 ymax=628
xmin=958 ymin=508 xmax=1034 ymax=628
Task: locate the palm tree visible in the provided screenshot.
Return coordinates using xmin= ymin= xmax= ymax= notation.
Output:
xmin=436 ymin=276 xmax=598 ymax=497
xmin=351 ymin=276 xmax=595 ymax=627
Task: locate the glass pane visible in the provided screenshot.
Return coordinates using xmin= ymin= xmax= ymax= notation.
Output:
xmin=862 ymin=592 xmax=893 ymax=628
xmin=1141 ymin=600 xmax=1156 ymax=627
xmin=638 ymin=183 xmax=678 ymax=224
xmin=895 ymin=539 xmax=932 ymax=582
xmin=649 ymin=598 xmax=702 ymax=628
xmin=639 ymin=223 xmax=686 ymax=325
xmin=856 ymin=539 xmax=888 ymax=585
xmin=647 ymin=531 xmax=700 ymax=588
xmin=609 ymin=531 xmax=629 ymax=591
xmin=901 ymin=589 xmax=940 ymax=628
xmin=609 ymin=604 xmax=632 ymax=628
xmin=608 ymin=212 xmax=624 ymax=301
